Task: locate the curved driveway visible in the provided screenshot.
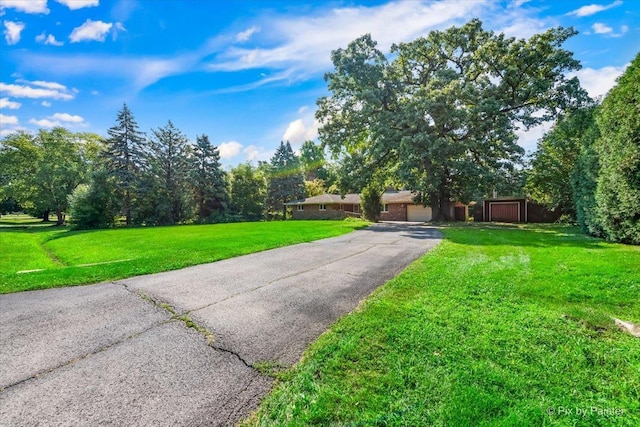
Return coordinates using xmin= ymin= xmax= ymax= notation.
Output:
xmin=0 ymin=223 xmax=441 ymax=426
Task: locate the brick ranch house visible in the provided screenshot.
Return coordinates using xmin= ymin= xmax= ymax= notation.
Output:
xmin=286 ymin=190 xmax=468 ymax=222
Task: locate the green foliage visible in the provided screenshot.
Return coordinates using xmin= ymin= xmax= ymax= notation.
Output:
xmin=304 ymin=178 xmax=326 ymax=197
xmin=360 ymin=184 xmax=383 ymax=222
xmin=0 ymin=219 xmax=367 ymax=293
xmin=189 ymin=134 xmax=229 ymax=221
xmin=230 ymin=162 xmax=267 ymax=220
xmin=317 ymin=19 xmax=586 ymax=220
xmin=0 ymin=197 xmax=21 ymax=214
xmin=527 ymin=105 xmax=598 ymax=216
xmin=570 ymin=109 xmax=601 ymax=235
xmin=138 ymin=120 xmax=193 ymax=225
xmin=0 ymin=131 xmax=39 ymax=207
xmin=593 ymin=53 xmax=640 ymax=244
xmin=246 ymin=225 xmax=640 ymax=426
xmin=300 ymin=140 xmax=328 ymax=181
xmin=103 ymin=103 xmax=146 ymax=226
xmin=0 ymin=128 xmax=89 ymax=225
xmin=267 ymin=141 xmax=305 ymax=218
xmin=68 ymin=169 xmax=120 ymax=229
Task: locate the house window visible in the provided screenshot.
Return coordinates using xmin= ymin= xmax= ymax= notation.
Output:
xmin=319 ymin=204 xmax=327 ymax=211
xmin=354 ymin=205 xmax=360 ymax=213
xmin=339 ymin=204 xmax=344 ymax=211
xmin=297 ymin=205 xmax=304 ymax=211
xmin=382 ymin=204 xmax=389 ymax=213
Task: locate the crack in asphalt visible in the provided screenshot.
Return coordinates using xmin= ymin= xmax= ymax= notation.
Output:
xmin=211 ymin=345 xmax=254 ymax=370
xmin=222 ymin=375 xmax=269 ymax=425
xmin=116 ymin=281 xmax=259 ymax=377
xmin=0 ymin=320 xmax=168 ymax=393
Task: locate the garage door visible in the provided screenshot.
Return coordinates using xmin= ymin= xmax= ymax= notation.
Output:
xmin=489 ymin=202 xmax=520 ymax=222
xmin=407 ymin=205 xmax=432 ymax=222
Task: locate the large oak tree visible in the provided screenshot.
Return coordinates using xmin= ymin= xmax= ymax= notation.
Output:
xmin=317 ymin=19 xmax=587 ymax=220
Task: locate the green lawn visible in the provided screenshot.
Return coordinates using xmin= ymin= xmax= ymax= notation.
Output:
xmin=244 ymin=224 xmax=640 ymax=427
xmin=0 ymin=218 xmax=367 ymax=294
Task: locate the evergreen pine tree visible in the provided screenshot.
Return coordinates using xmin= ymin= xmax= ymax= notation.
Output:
xmin=103 ymin=103 xmax=146 ymax=225
xmin=144 ymin=120 xmax=192 ymax=225
xmin=189 ymin=134 xmax=229 ymax=221
xmin=267 ymin=141 xmax=305 ymax=219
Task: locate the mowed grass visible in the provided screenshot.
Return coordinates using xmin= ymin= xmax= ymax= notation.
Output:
xmin=0 ymin=219 xmax=367 ymax=294
xmin=244 ymin=224 xmax=640 ymax=427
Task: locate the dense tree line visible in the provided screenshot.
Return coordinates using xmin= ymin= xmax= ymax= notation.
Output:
xmin=4 ymin=19 xmax=635 ymax=243
xmin=0 ymin=104 xmax=336 ymax=228
xmin=0 ymin=128 xmax=101 ymax=225
xmin=527 ymin=53 xmax=639 ymax=244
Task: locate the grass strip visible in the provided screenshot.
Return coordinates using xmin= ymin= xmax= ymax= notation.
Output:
xmin=1 ymin=219 xmax=367 ymax=293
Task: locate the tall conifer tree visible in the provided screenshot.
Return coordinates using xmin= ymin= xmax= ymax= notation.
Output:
xmin=189 ymin=134 xmax=229 ymax=221
xmin=103 ymin=103 xmax=146 ymax=225
xmin=267 ymin=141 xmax=305 ymax=218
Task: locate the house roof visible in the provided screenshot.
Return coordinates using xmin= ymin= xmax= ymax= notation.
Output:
xmin=381 ymin=190 xmax=416 ymax=204
xmin=286 ymin=190 xmax=417 ymax=205
xmin=285 ymin=193 xmax=361 ymax=205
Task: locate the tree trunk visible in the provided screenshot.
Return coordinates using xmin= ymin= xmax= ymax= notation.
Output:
xmin=56 ymin=208 xmax=65 ymax=225
xmin=42 ymin=209 xmax=51 ymax=222
xmin=429 ymin=192 xmax=452 ymax=221
xmin=124 ymin=190 xmax=131 ymax=226
xmin=282 ymin=203 xmax=287 ymax=220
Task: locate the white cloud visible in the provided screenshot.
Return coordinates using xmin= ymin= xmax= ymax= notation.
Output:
xmin=28 ymin=113 xmax=85 ymax=128
xmin=1 ymin=128 xmax=21 ymax=136
xmin=236 ymin=26 xmax=260 ymax=42
xmin=41 ymin=100 xmax=51 ymax=107
xmin=11 ymin=52 xmax=203 ymax=92
xmin=516 ymin=122 xmax=552 ymax=153
xmin=50 ymin=112 xmax=84 ymax=123
xmin=567 ymin=1 xmax=622 ymax=17
xmin=0 ymin=97 xmax=20 ymax=109
xmin=30 ymin=80 xmax=68 ymax=90
xmin=0 ymin=113 xmax=18 ymax=125
xmin=281 ymin=106 xmax=321 ymax=146
xmin=591 ymin=23 xmax=628 ymax=37
xmin=208 ymin=0 xmax=488 ymax=82
xmin=218 ymin=140 xmax=243 ymax=159
xmin=0 ymin=0 xmax=49 ymax=14
xmin=69 ymin=19 xmax=113 ymax=42
xmin=56 ymin=0 xmax=99 ymax=10
xmin=592 ymin=22 xmax=613 ymax=34
xmin=8 ymin=0 xmax=550 ymax=94
xmin=3 ymin=20 xmax=25 ymax=45
xmin=282 ymin=118 xmax=321 ymax=146
xmin=0 ymin=82 xmax=74 ymax=100
xmin=36 ymin=32 xmax=64 ymax=46
xmin=242 ymin=144 xmax=271 ymax=162
xmin=29 ymin=118 xmax=60 ymax=128
xmin=569 ymin=65 xmax=627 ymax=99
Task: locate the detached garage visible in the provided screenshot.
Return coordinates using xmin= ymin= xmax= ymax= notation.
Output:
xmin=482 ymin=198 xmax=562 ymax=223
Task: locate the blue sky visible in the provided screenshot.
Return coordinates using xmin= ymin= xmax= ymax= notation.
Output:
xmin=1 ymin=0 xmax=638 ymax=167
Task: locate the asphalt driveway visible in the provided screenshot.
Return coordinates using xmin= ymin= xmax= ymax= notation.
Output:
xmin=0 ymin=223 xmax=442 ymax=426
